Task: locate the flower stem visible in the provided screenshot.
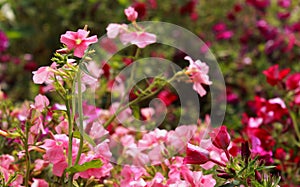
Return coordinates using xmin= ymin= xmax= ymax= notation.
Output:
xmin=24 ymin=121 xmax=31 ymax=187
xmin=66 ymin=97 xmax=74 ymax=187
xmin=209 ymin=158 xmax=226 ymax=167
xmin=75 ymin=68 xmax=84 ymax=165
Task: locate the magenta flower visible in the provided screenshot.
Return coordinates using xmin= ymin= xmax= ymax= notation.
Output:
xmin=183 ymin=143 xmax=210 ymax=165
xmin=263 ymin=64 xmax=290 ymax=86
xmin=184 ymin=56 xmax=212 ymax=97
xmin=124 ymin=6 xmax=138 ymax=22
xmin=0 ymin=30 xmax=9 ymax=52
xmin=60 ymin=29 xmax=98 ymax=58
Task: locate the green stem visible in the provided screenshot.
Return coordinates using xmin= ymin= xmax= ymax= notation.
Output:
xmin=74 ymin=68 xmax=84 ymax=165
xmin=24 ymin=121 xmax=31 ymax=187
xmin=66 ymin=98 xmax=74 ymax=187
xmin=290 ymin=111 xmax=300 ymax=146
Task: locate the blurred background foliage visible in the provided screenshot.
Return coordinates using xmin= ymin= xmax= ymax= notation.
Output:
xmin=0 ymin=0 xmax=300 ymax=128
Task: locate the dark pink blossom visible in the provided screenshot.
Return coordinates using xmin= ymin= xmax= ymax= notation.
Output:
xmin=209 ymin=126 xmax=231 ymax=150
xmin=286 ymin=73 xmax=300 ymax=90
xmin=0 ymin=30 xmax=9 ymax=52
xmin=60 ymin=29 xmax=98 ymax=58
xmin=183 ymin=143 xmax=210 ymax=165
xmin=278 ymin=0 xmax=290 ymax=8
xmin=124 ymin=6 xmax=138 ymax=22
xmin=263 ymin=64 xmax=290 ymax=86
xmin=216 ymin=30 xmax=234 ymax=40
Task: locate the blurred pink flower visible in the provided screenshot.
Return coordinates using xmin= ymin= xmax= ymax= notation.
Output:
xmin=0 ymin=30 xmax=9 ymax=52
xmin=216 ymin=30 xmax=233 ymax=40
xmin=31 ymin=94 xmax=50 ymax=112
xmin=106 ymin=23 xmax=128 ymax=39
xmin=184 ymin=56 xmax=212 ymax=97
xmin=120 ymin=31 xmax=156 ymax=48
xmin=60 ymin=29 xmax=98 ymax=58
xmin=263 ymin=64 xmax=290 ymax=86
xmin=278 ymin=0 xmax=290 ymax=8
xmin=32 ymin=62 xmax=57 ymax=84
xmin=124 ymin=6 xmax=138 ymax=22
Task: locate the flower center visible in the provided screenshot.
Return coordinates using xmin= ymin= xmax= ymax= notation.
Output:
xmin=75 ymin=39 xmax=82 ymax=45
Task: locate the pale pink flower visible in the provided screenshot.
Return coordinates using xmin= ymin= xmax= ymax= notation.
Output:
xmin=31 ymin=178 xmax=49 ymax=187
xmin=30 ymin=116 xmax=46 ymax=135
xmin=126 ymin=144 xmax=150 ymax=166
xmin=60 ymin=29 xmax=98 ymax=58
xmin=106 ymin=23 xmax=128 ymax=39
xmin=124 ymin=6 xmax=138 ymax=21
xmin=120 ymin=31 xmax=156 ymax=48
xmin=32 ymin=62 xmax=57 ymax=84
xmin=30 ymin=94 xmax=50 ymax=112
xmin=184 ymin=56 xmax=212 ymax=97
xmin=167 ymin=125 xmax=197 ymax=152
xmin=89 ymin=121 xmax=109 ymax=139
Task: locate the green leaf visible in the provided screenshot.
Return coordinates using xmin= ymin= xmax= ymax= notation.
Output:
xmin=66 ymin=160 xmax=103 ymax=175
xmin=79 ymin=62 xmax=97 ymax=79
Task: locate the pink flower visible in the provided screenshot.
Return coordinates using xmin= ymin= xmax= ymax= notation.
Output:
xmin=157 ymin=90 xmax=178 ymax=106
xmin=184 ymin=143 xmax=210 ymax=165
xmin=184 ymin=56 xmax=212 ymax=97
xmin=286 ymin=73 xmax=300 ymax=90
xmin=32 ymin=63 xmax=57 ymax=84
xmin=0 ymin=30 xmax=9 ymax=52
xmin=216 ymin=30 xmax=233 ymax=40
xmin=263 ymin=64 xmax=290 ymax=86
xmin=31 ymin=178 xmax=49 ymax=187
xmin=60 ymin=29 xmax=98 ymax=58
xmin=119 ymin=31 xmax=156 ymax=48
xmin=124 ymin=6 xmax=138 ymax=22
xmin=31 ymin=94 xmax=50 ymax=112
xmin=278 ymin=0 xmax=290 ymax=8
xmin=120 ymin=165 xmax=148 ymax=186
xmin=106 ymin=23 xmax=128 ymax=39
xmin=181 ymin=169 xmax=216 ymax=187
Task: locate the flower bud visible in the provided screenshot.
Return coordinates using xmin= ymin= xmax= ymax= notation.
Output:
xmin=241 ymin=141 xmax=251 ymax=163
xmin=217 ymin=173 xmax=233 ymax=179
xmin=183 ymin=143 xmax=210 ymax=165
xmin=255 ymin=170 xmax=262 ymax=183
xmin=210 ymin=126 xmax=231 ymax=150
